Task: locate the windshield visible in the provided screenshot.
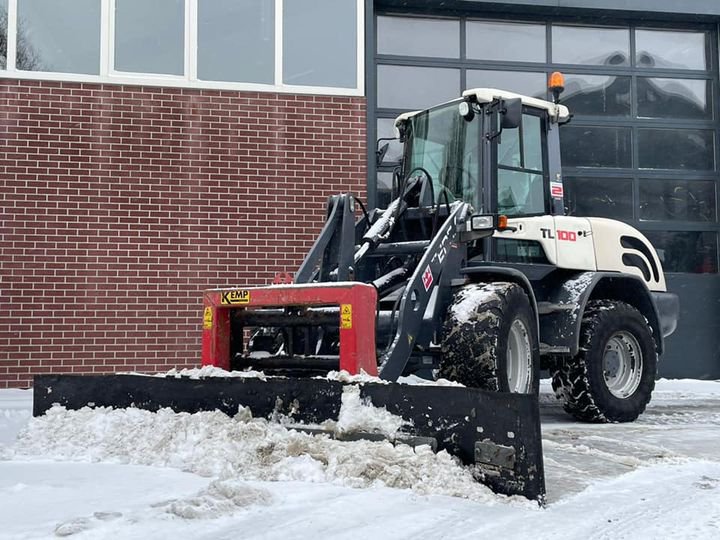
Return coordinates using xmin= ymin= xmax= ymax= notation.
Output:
xmin=405 ymin=102 xmax=480 ymax=205
xmin=403 ymin=103 xmax=547 ymax=216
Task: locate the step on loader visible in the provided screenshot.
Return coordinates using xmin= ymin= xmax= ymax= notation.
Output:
xmin=34 ymin=74 xmax=679 ymax=504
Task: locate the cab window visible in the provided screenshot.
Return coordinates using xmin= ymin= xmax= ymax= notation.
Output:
xmin=497 ymin=113 xmax=546 ymax=216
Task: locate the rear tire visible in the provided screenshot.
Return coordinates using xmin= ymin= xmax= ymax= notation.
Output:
xmin=440 ymin=282 xmax=539 ymax=394
xmin=552 ymin=300 xmax=657 ymax=422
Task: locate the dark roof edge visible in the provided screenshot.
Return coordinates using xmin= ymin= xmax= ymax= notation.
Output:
xmin=376 ymin=1 xmax=720 ymax=23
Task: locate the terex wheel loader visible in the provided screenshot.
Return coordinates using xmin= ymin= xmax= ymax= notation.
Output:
xmin=33 ymin=75 xmax=679 ymax=503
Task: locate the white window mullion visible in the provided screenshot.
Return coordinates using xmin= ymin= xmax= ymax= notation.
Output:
xmin=186 ymin=0 xmax=197 ymax=81
xmin=7 ymin=0 xmax=17 ymax=71
xmin=99 ymin=0 xmax=110 ymax=76
xmin=356 ymin=0 xmax=364 ymax=94
xmin=275 ymin=0 xmax=283 ymax=87
xmin=107 ymin=0 xmax=117 ymax=73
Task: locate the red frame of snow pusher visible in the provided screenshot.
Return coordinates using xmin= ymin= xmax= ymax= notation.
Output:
xmin=201 ymin=283 xmax=379 ymax=376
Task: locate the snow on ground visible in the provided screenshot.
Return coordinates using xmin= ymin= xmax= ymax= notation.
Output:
xmin=1 ymin=380 xmax=719 ymax=539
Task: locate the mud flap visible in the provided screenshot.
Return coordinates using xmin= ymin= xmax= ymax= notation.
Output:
xmin=33 ymin=374 xmax=544 ymax=502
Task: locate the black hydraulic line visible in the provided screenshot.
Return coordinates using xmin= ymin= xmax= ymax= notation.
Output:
xmin=371 ymin=241 xmax=429 ymax=256
xmin=352 ymin=195 xmax=370 ymax=229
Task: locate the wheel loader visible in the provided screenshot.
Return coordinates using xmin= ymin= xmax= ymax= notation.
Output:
xmin=33 ymin=74 xmax=679 ymax=503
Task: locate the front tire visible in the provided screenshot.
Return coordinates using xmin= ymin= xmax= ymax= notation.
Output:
xmin=552 ymin=300 xmax=657 ymax=422
xmin=440 ymin=282 xmax=539 ymax=394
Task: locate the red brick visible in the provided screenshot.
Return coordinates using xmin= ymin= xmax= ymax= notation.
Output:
xmin=0 ymin=78 xmax=367 ymax=388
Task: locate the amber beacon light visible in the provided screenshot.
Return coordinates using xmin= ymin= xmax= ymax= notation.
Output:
xmin=548 ymin=71 xmax=565 ymax=104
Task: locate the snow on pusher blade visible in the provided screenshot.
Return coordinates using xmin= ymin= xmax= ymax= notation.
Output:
xmin=33 ymin=374 xmax=545 ymax=501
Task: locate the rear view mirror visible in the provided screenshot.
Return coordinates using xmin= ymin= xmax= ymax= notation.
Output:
xmin=501 ymin=98 xmax=522 ymax=129
xmin=376 ymin=142 xmax=390 ymax=167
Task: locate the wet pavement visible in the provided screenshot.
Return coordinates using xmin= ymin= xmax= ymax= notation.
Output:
xmin=540 ymin=381 xmax=720 ymax=502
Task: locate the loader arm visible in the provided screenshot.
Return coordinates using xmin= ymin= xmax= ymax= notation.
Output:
xmin=379 ymin=202 xmax=469 ymax=380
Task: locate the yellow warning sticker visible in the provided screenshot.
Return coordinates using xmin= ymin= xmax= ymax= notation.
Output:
xmin=340 ymin=304 xmax=352 ymax=329
xmin=220 ymin=290 xmax=251 ymax=305
xmin=203 ymin=307 xmax=213 ymax=330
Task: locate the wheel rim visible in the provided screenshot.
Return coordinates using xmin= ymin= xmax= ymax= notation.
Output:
xmin=507 ymin=319 xmax=533 ymax=393
xmin=603 ymin=331 xmax=643 ymax=398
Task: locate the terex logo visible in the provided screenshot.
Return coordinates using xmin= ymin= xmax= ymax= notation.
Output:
xmin=540 ymin=228 xmax=577 ymax=242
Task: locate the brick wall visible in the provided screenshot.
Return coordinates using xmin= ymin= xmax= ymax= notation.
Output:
xmin=0 ymin=79 xmax=367 ymax=388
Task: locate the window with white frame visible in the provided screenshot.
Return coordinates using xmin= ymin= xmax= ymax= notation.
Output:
xmin=0 ymin=0 xmax=363 ymax=95
xmin=197 ymin=0 xmax=274 ymax=84
xmin=15 ymin=0 xmax=101 ymax=74
xmin=114 ymin=0 xmax=184 ymax=76
xmin=283 ymin=0 xmax=357 ymax=88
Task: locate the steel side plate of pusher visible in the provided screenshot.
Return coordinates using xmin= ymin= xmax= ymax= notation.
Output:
xmin=33 ymin=374 xmax=545 ymax=502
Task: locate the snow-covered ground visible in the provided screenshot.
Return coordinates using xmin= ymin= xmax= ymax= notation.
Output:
xmin=1 ymin=379 xmax=719 ymax=539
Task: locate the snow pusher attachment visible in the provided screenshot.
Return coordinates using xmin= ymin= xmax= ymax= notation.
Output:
xmin=201 ymin=282 xmax=379 ymax=377
xmin=33 ymin=373 xmax=545 ymax=501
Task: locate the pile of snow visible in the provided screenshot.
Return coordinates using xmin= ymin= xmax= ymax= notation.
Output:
xmin=162 ymin=479 xmax=273 ymax=519
xmin=0 ymin=389 xmax=31 ymax=447
xmin=334 ymin=386 xmax=406 ymax=437
xmin=323 ymin=369 xmax=387 ymax=384
xmin=156 ymin=366 xmax=464 ymax=388
xmin=3 ymin=380 xmax=720 ymax=538
xmin=10 ymin=401 xmax=512 ymax=505
xmin=158 ymin=366 xmax=268 ymax=380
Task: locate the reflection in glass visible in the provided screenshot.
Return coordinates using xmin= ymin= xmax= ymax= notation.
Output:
xmin=552 ymin=26 xmax=629 ymax=66
xmin=466 ymin=21 xmax=545 ymax=63
xmin=405 ymin=102 xmax=480 ymax=204
xmin=560 ymin=126 xmax=632 ymax=168
xmin=636 ymin=29 xmax=709 ymax=70
xmin=115 ymin=0 xmax=184 ymax=75
xmin=497 ymin=115 xmax=544 ymax=172
xmin=497 ymin=115 xmax=545 ymax=216
xmin=377 ymin=65 xmax=460 ymax=109
xmin=565 ymin=177 xmax=633 ymax=220
xmin=638 ymin=129 xmax=714 ymax=171
xmin=522 ymin=115 xmax=543 ymax=172
xmin=466 ymin=70 xmax=546 ymax=99
xmin=16 ymin=0 xmax=100 ymax=74
xmin=562 ymin=74 xmax=630 ymax=116
xmin=198 ymin=0 xmax=273 ymax=84
xmin=643 ymin=231 xmax=717 ymax=273
xmin=283 ymin=0 xmax=356 ymax=88
xmin=378 ymin=16 xmax=459 ymax=58
xmin=376 ymin=118 xmax=404 ymax=163
xmin=498 ymin=126 xmax=521 ymax=168
xmin=498 ymin=169 xmax=545 ymax=216
xmin=637 ymin=78 xmax=711 ymax=120
xmin=1 ymin=0 xmax=7 ymax=69
xmin=640 ymin=180 xmax=716 ymax=222
xmin=376 ymin=171 xmax=396 ymax=209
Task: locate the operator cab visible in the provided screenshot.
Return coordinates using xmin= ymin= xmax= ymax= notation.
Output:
xmin=392 ymin=88 xmax=570 ymax=219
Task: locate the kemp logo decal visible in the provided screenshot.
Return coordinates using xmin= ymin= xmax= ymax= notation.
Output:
xmin=220 ymin=289 xmax=251 ymax=305
xmin=421 ymin=266 xmax=434 ymax=291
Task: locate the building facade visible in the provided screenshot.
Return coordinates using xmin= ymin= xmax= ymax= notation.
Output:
xmin=2 ymin=0 xmax=720 ymax=387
